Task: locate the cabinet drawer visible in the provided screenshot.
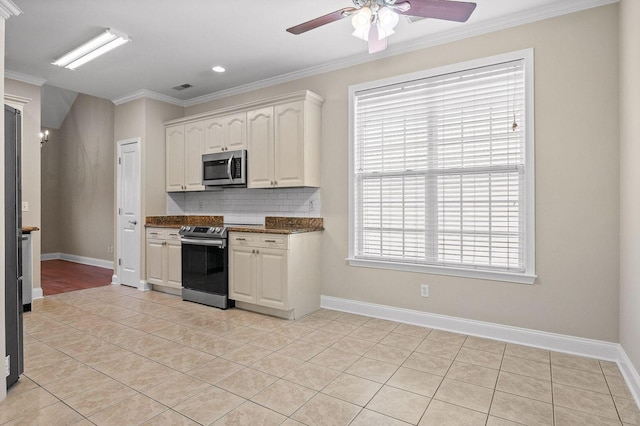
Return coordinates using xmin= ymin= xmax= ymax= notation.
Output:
xmin=229 ymin=232 xmax=257 ymax=245
xmin=256 ymin=234 xmax=288 ymax=249
xmin=146 ymin=228 xmax=166 ymax=239
xmin=166 ymin=230 xmax=181 ymax=241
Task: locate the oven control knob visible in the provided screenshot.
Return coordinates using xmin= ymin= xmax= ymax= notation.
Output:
xmin=214 ymin=227 xmax=221 ymax=233
xmin=184 ymin=226 xmax=190 ymax=232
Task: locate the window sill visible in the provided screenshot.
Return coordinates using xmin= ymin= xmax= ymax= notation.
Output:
xmin=347 ymin=258 xmax=536 ymax=285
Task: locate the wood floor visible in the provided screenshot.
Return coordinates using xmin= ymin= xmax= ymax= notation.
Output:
xmin=40 ymin=260 xmax=113 ymax=296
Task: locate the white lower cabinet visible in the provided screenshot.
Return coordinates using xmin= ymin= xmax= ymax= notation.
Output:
xmin=146 ymin=228 xmax=181 ymax=289
xmin=229 ymin=231 xmax=321 ymax=319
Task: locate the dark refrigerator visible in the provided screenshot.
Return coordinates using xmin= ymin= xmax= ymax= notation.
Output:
xmin=4 ymin=105 xmax=23 ymax=389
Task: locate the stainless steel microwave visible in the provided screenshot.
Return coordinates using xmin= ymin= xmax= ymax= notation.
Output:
xmin=202 ymin=150 xmax=247 ymax=187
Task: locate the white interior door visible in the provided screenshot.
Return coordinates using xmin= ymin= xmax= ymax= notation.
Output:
xmin=117 ymin=139 xmax=142 ymax=288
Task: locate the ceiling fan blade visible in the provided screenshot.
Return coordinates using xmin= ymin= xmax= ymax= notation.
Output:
xmin=368 ymin=25 xmax=387 ymax=54
xmin=286 ymin=7 xmax=357 ymax=35
xmin=396 ymin=0 xmax=477 ymax=22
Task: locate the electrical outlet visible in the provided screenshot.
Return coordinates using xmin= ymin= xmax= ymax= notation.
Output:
xmin=198 ymin=200 xmax=204 ymax=211
xmin=107 ymin=246 xmax=113 ymax=254
xmin=22 ymin=201 xmax=29 ymax=212
xmin=309 ymin=200 xmax=315 ymax=212
xmin=420 ymin=284 xmax=429 ymax=297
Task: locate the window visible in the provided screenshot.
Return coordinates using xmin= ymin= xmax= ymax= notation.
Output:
xmin=348 ymin=50 xmax=535 ymax=284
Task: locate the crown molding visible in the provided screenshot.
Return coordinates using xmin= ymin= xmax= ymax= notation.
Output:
xmin=4 ymin=94 xmax=31 ymax=106
xmin=111 ymin=89 xmax=185 ymax=107
xmin=4 ymin=70 xmax=47 ymax=86
xmin=0 ymin=0 xmax=21 ymax=19
xmin=114 ymin=0 xmax=618 ymax=109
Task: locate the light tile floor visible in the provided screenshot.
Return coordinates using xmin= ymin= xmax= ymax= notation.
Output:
xmin=2 ymin=285 xmax=640 ymax=425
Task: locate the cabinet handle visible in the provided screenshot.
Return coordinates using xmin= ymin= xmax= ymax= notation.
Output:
xmin=236 ymin=237 xmax=246 ymax=241
xmin=265 ymin=239 xmax=276 ymax=243
xmin=252 ymin=249 xmax=255 ymax=254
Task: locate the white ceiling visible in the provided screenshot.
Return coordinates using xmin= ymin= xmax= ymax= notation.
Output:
xmin=5 ymin=0 xmax=614 ymax=106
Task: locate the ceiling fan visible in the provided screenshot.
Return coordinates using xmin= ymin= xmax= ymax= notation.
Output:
xmin=286 ymin=0 xmax=477 ymax=54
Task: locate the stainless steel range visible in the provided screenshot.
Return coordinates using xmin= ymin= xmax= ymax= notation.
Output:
xmin=179 ymin=225 xmax=234 ymax=309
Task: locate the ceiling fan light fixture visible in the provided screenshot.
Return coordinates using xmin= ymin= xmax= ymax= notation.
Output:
xmin=376 ymin=24 xmax=395 ymax=40
xmin=351 ymin=6 xmax=372 ymax=30
xmin=377 ymin=6 xmax=399 ymax=32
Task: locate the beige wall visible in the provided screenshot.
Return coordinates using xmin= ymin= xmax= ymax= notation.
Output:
xmin=619 ymin=0 xmax=640 ymax=372
xmin=114 ymin=97 xmax=183 ymax=278
xmin=50 ymin=94 xmax=115 ymax=261
xmin=187 ymin=5 xmax=620 ymax=341
xmin=41 ymin=128 xmax=61 ymax=253
xmin=142 ymin=98 xmax=184 ymax=216
xmin=5 ymin=79 xmax=42 ymax=291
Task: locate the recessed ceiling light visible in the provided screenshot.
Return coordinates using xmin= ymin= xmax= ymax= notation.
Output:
xmin=212 ymin=66 xmax=226 ymax=73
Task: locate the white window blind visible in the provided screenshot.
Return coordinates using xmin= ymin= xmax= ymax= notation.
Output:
xmin=351 ymin=56 xmax=532 ymax=277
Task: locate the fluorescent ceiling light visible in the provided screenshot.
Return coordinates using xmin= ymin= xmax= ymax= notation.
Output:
xmin=212 ymin=66 xmax=226 ymax=73
xmin=52 ymin=29 xmax=130 ymax=70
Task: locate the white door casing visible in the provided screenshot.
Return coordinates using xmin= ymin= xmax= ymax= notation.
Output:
xmin=116 ymin=138 xmax=144 ymax=289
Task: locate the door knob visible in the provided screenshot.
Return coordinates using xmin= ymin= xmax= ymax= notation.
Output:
xmin=129 ymin=220 xmax=138 ymax=225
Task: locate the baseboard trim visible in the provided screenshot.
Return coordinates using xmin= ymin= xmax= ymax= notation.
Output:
xmin=138 ymin=280 xmax=152 ymax=291
xmin=618 ymin=347 xmax=640 ymax=408
xmin=320 ymin=295 xmax=640 ymax=409
xmin=40 ymin=252 xmax=59 ymax=261
xmin=41 ymin=253 xmax=114 ymax=270
xmin=32 ymin=287 xmax=43 ymax=300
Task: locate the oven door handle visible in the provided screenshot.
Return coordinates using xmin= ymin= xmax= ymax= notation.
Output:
xmin=181 ymin=238 xmax=226 ymax=248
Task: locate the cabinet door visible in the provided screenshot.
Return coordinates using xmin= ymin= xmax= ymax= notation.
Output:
xmin=229 ymin=245 xmax=256 ymax=303
xmin=146 ymin=238 xmax=165 ymax=286
xmin=166 ymin=125 xmax=185 ymax=192
xmin=204 ymin=118 xmax=225 ymax=154
xmin=247 ymin=107 xmax=274 ymax=188
xmin=225 ymin=112 xmax=247 ymax=151
xmin=274 ymin=101 xmax=305 ymax=187
xmin=257 ymin=247 xmax=288 ymax=310
xmin=184 ymin=121 xmax=205 ymax=191
xmin=166 ymin=239 xmax=182 ymax=289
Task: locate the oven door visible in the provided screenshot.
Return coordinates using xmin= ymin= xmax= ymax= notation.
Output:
xmin=181 ymin=237 xmax=228 ymax=295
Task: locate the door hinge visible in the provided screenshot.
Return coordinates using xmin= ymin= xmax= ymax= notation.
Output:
xmin=118 ymin=157 xmax=122 ymax=165
xmin=118 ymin=258 xmax=122 ymax=266
xmin=118 ymin=208 xmax=122 ymax=215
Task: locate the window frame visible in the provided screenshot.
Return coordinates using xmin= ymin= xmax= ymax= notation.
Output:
xmin=347 ymin=49 xmax=536 ymax=284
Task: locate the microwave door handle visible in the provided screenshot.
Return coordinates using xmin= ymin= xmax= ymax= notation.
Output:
xmin=227 ymin=153 xmax=234 ymax=182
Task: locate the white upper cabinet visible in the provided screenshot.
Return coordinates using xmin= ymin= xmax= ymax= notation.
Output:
xmin=166 ymin=122 xmax=205 ymax=192
xmin=247 ymin=95 xmax=323 ymax=189
xmin=165 ymin=124 xmax=186 ymax=192
xmin=247 ymin=107 xmax=275 ymax=188
xmin=204 ymin=112 xmax=246 ymax=154
xmin=165 ymin=90 xmax=323 ymax=191
xmin=184 ymin=122 xmax=205 ymax=191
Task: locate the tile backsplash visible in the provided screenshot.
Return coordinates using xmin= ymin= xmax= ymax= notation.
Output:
xmin=167 ymin=187 xmax=321 ymax=225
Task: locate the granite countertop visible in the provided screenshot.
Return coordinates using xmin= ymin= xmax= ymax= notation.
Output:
xmin=145 ymin=216 xmax=323 ymax=234
xmin=22 ymin=226 xmax=40 ymax=234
